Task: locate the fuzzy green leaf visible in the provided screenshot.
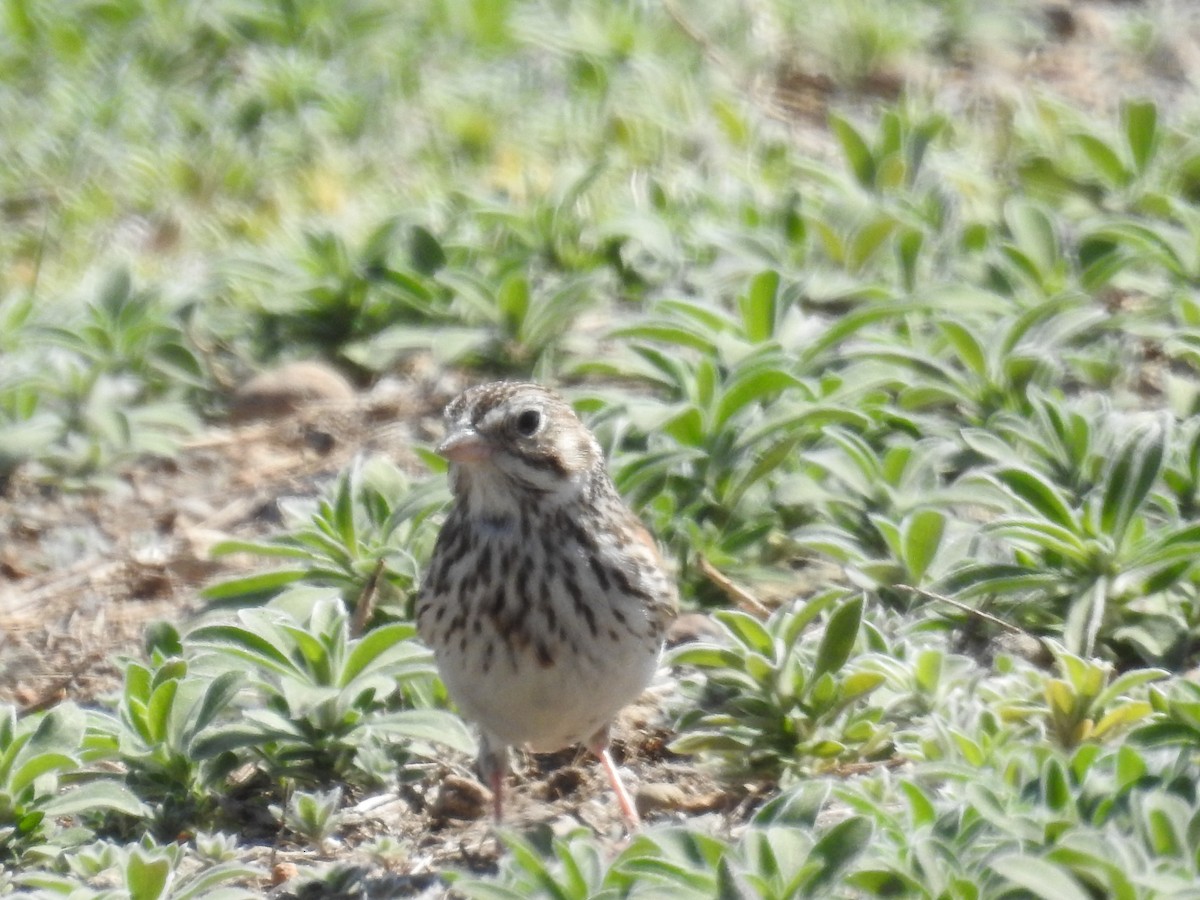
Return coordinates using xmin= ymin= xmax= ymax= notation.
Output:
xmin=812 ymin=595 xmax=863 ymax=683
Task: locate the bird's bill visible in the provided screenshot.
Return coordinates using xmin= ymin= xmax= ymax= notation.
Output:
xmin=437 ymin=428 xmax=493 ymax=463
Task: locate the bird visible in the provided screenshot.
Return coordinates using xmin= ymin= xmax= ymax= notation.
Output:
xmin=416 ymin=381 xmax=677 ymax=827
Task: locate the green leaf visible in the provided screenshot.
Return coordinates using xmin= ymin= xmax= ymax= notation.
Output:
xmin=812 ymin=595 xmax=863 ymax=683
xmin=901 ymin=509 xmax=945 ymax=582
xmin=200 ymin=569 xmax=308 ymax=601
xmin=43 ymin=779 xmax=148 ymax=818
xmin=172 ymin=863 xmax=262 ymax=900
xmin=941 ymin=562 xmax=1062 ymax=597
xmin=989 ymin=854 xmax=1091 ymax=900
xmin=28 ymin=703 xmax=86 ymax=755
xmin=145 ymin=678 xmax=179 ymax=743
xmin=897 ymin=227 xmax=923 ymax=292
xmin=186 ymin=623 xmax=299 ymax=678
xmin=781 ymin=591 xmax=844 ymax=647
xmin=847 ymin=216 xmax=897 ymax=272
xmin=498 ymin=273 xmax=530 ymax=337
xmin=663 ymin=405 xmax=705 ymax=448
xmin=668 ymin=731 xmax=753 ymax=755
xmin=1092 ymin=702 xmax=1152 ymax=738
xmin=332 ymin=473 xmax=357 ymax=550
xmin=372 ymin=710 xmax=475 ymax=754
xmin=208 ymin=538 xmax=322 ymax=559
xmin=144 ymin=622 xmax=183 ymax=659
xmin=1071 ymin=133 xmax=1128 ymax=187
xmin=807 ymin=816 xmax=872 ymax=891
xmin=1099 ymin=422 xmax=1166 ymax=546
xmin=669 ymin=645 xmax=755 ymax=671
xmin=938 ymin=321 xmax=988 ymax=378
xmin=1004 ymin=199 xmax=1058 ymax=277
xmin=278 ymin=624 xmax=331 ymax=678
xmin=1123 ymin=99 xmax=1158 ymax=173
xmin=986 ymin=518 xmax=1088 ymax=562
xmin=840 ymin=671 xmax=885 ymax=701
xmin=611 ymin=323 xmax=717 ymax=354
xmin=994 ymin=467 xmax=1077 ymax=527
xmin=898 ymin=780 xmax=935 ymax=827
xmin=340 ymin=623 xmax=420 ymax=686
xmin=1063 ymin=579 xmax=1109 ymax=657
xmin=714 ymin=367 xmax=804 ymax=431
xmin=829 ymin=113 xmax=874 ymax=187
xmin=739 ymin=270 xmax=779 ymax=342
xmin=713 ymin=611 xmax=775 ymax=657
xmin=192 ymin=671 xmax=245 ymax=736
xmin=409 ymin=225 xmax=446 ymax=275
xmin=126 ymin=848 xmax=173 ymax=900
xmin=1040 ymin=756 xmax=1070 ymax=809
xmin=1094 ymin=667 xmax=1169 ymax=710
xmin=10 ymin=752 xmax=76 ymax=795
xmin=1114 ymin=744 xmax=1146 ymax=791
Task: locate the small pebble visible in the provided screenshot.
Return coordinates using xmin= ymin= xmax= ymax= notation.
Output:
xmin=271 ymin=862 xmax=298 ymax=885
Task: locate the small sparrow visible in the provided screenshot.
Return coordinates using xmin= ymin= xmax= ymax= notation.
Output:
xmin=417 ymin=382 xmax=677 ymax=826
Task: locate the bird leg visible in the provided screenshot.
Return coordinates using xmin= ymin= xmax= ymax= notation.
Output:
xmin=589 ymin=731 xmax=641 ymax=829
xmin=477 ymin=734 xmax=510 ymax=822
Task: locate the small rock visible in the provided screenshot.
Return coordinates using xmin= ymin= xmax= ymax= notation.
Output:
xmin=230 ymin=361 xmax=356 ymax=423
xmin=635 ymin=782 xmax=689 ymax=816
xmin=271 ymin=862 xmax=298 ymax=885
xmin=431 ymin=774 xmax=492 ymax=820
xmin=994 ymin=632 xmax=1054 ymax=667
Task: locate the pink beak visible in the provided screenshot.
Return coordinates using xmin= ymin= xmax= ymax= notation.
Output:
xmin=437 ymin=428 xmax=493 ymax=464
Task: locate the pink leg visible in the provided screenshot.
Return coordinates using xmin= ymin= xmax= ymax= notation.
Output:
xmin=478 ymin=735 xmax=509 ymax=823
xmin=595 ymin=744 xmax=641 ymax=829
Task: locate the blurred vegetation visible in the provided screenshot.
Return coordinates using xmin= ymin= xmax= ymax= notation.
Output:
xmin=6 ymin=0 xmax=1200 ymax=894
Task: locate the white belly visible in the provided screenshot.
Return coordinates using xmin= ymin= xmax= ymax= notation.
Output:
xmin=436 ymin=630 xmax=660 ymax=751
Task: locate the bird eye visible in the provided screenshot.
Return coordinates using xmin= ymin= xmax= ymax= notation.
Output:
xmin=514 ymin=408 xmax=542 ymax=436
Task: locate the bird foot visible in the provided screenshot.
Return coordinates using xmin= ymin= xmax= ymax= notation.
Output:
xmin=596 ymin=746 xmax=641 ymax=829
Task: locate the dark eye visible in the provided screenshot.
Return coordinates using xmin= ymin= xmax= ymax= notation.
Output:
xmin=514 ymin=408 xmax=542 ymax=436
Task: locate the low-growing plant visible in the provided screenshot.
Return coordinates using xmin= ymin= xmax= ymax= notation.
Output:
xmin=193 ymin=830 xmax=239 ymax=864
xmin=0 ymin=269 xmax=204 ymax=484
xmin=946 ymin=416 xmax=1200 ymax=664
xmin=1134 ymin=678 xmax=1200 ymax=752
xmin=345 ymin=265 xmax=611 ymax=375
xmin=203 ymin=456 xmax=448 ymax=617
xmin=855 ymin=297 xmax=1107 ymax=426
xmin=841 ymin=731 xmax=1200 ymax=897
xmin=578 ymin=282 xmax=904 ymax=586
xmin=788 ymin=430 xmax=980 ymax=601
xmin=0 ymin=704 xmax=145 ymax=864
xmin=17 ymin=834 xmax=260 ymax=898
xmin=248 ymin=217 xmax=447 ymax=361
xmin=670 ymin=592 xmax=892 ymax=781
xmin=451 ymin=782 xmax=871 ymax=899
xmin=187 ymin=591 xmax=472 ymax=789
xmin=273 ymin=786 xmax=344 ymax=849
xmin=995 ymin=647 xmax=1166 ymax=750
xmin=87 ymin=650 xmax=243 ymax=836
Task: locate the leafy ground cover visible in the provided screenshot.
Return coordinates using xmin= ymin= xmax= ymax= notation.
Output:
xmin=4 ymin=0 xmax=1200 ymax=896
